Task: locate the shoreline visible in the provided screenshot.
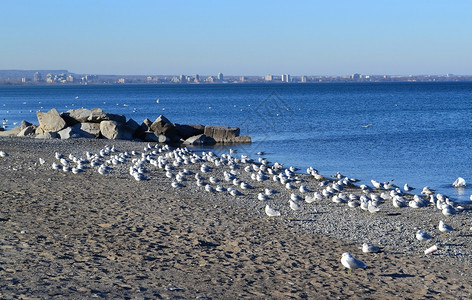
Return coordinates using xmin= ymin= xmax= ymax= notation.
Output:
xmin=1 ymin=137 xmax=472 ymax=298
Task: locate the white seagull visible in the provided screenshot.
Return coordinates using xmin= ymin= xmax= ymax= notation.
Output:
xmin=341 ymin=252 xmax=366 ymax=273
xmin=265 ymin=204 xmax=281 ymax=217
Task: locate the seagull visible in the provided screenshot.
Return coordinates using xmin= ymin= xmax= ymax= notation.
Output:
xmin=264 ymin=188 xmax=277 ymax=196
xmin=285 ymin=183 xmax=296 ymax=190
xmin=171 ymin=180 xmax=183 ymax=188
xmin=341 ymin=252 xmax=366 ymax=274
xmin=290 ymin=193 xmax=303 ymax=201
xmin=442 ymin=204 xmax=457 ymax=217
xmin=371 ymin=180 xmax=382 ymax=189
xmin=205 ymin=184 xmax=216 ymax=193
xmin=229 ymin=188 xmax=242 ymax=197
xmin=403 ymin=183 xmax=415 ymax=192
xmin=265 ymin=204 xmax=281 ymax=217
xmin=258 ymin=193 xmax=270 ymax=201
xmin=289 ymin=200 xmax=301 ymax=211
xmin=421 ymin=186 xmax=435 ymax=196
xmin=438 ymin=220 xmax=454 ymax=237
xmin=362 ymin=243 xmax=380 ymax=253
xmin=368 ymin=201 xmax=380 ymax=213
xmin=416 ymin=230 xmax=433 ymax=242
xmin=0 ymin=151 xmax=9 ymax=158
xmin=299 ymin=185 xmax=310 ymax=193
xmin=305 ymin=194 xmax=316 ymax=204
xmin=215 ymin=185 xmax=226 ymax=192
xmin=240 ymin=182 xmax=253 ymax=190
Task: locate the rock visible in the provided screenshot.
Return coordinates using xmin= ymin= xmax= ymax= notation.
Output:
xmin=89 ymin=108 xmax=126 ymax=123
xmin=126 ymin=118 xmax=143 ymax=139
xmin=100 ymin=120 xmax=134 ymax=140
xmin=204 ymin=125 xmax=240 ymax=143
xmin=150 ymin=115 xmax=180 ymax=141
xmin=0 ymin=127 xmax=3 ymax=132
xmin=230 ymin=136 xmax=252 ymax=144
xmin=35 ymin=126 xmax=45 ymax=135
xmin=60 ymin=112 xmax=80 ymax=127
xmin=20 ymin=120 xmax=33 ymax=130
xmin=77 ymin=122 xmax=101 ymax=138
xmin=142 ymin=132 xmax=161 ymax=142
xmin=58 ymin=125 xmax=95 ymax=139
xmin=17 ymin=125 xmax=37 ymax=137
xmin=35 ymin=132 xmax=60 ymax=139
xmin=0 ymin=126 xmax=22 ymax=137
xmin=142 ymin=118 xmax=153 ymax=131
xmin=175 ymin=124 xmax=205 ymax=139
xmin=36 ymin=108 xmax=66 ymax=132
xmin=66 ymin=108 xmax=126 ymax=124
xmin=183 ymin=134 xmax=216 ymax=145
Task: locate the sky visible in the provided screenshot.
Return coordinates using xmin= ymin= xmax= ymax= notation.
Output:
xmin=1 ymin=1 xmax=471 ymax=76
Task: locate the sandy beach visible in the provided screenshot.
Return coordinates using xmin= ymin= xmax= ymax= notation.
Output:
xmin=1 ymin=137 xmax=472 ymax=299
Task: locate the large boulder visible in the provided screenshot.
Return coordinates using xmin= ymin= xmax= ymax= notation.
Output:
xmin=0 ymin=127 xmax=22 ymax=137
xmin=203 ymin=125 xmax=240 ymax=143
xmin=150 ymin=115 xmax=180 ymax=141
xmin=142 ymin=118 xmax=153 ymax=131
xmin=20 ymin=120 xmax=33 ymax=130
xmin=37 ymin=108 xmax=66 ymax=132
xmin=65 ymin=108 xmax=126 ymax=124
xmin=77 ymin=122 xmax=101 ymax=138
xmin=58 ymin=125 xmax=96 ymax=139
xmin=175 ymin=124 xmax=205 ymax=139
xmin=183 ymin=134 xmax=216 ymax=146
xmin=17 ymin=125 xmax=37 ymax=137
xmin=100 ymin=121 xmax=134 ymax=140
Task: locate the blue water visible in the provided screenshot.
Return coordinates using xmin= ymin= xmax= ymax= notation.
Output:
xmin=1 ymin=83 xmax=471 ymax=202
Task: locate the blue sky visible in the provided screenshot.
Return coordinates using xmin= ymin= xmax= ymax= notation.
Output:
xmin=1 ymin=1 xmax=471 ymax=75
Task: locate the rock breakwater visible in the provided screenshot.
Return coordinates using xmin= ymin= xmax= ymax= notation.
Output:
xmin=0 ymin=108 xmax=251 ymax=145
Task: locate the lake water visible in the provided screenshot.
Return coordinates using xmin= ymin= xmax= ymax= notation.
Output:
xmin=1 ymin=82 xmax=471 ymax=202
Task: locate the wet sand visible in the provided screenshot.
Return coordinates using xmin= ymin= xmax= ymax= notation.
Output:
xmin=1 ymin=137 xmax=472 ymax=299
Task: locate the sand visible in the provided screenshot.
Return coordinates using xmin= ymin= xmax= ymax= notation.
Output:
xmin=1 ymin=137 xmax=472 ymax=299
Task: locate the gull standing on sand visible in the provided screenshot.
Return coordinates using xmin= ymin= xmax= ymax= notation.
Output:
xmin=416 ymin=230 xmax=433 ymax=241
xmin=265 ymin=204 xmax=281 ymax=217
xmin=438 ymin=220 xmax=454 ymax=237
xmin=442 ymin=204 xmax=457 ymax=217
xmin=289 ymin=200 xmax=302 ymax=211
xmin=362 ymin=243 xmax=380 ymax=253
xmin=341 ymin=252 xmax=366 ymax=273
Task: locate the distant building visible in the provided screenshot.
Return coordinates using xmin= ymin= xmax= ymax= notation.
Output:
xmin=351 ymin=73 xmax=361 ymax=80
xmin=240 ymin=76 xmax=245 ymax=82
xmin=46 ymin=73 xmax=53 ymax=83
xmin=217 ymin=72 xmax=223 ymax=81
xmin=264 ymin=74 xmax=273 ymax=81
xmin=282 ymin=74 xmax=291 ymax=83
xmin=33 ymin=72 xmax=41 ymax=82
xmin=118 ymin=78 xmax=126 ymax=84
xmin=194 ymin=74 xmax=200 ymax=82
xmin=67 ymin=75 xmax=74 ymax=82
xmin=300 ymin=75 xmax=307 ymax=83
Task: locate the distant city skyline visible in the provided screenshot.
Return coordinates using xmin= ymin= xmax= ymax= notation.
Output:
xmin=1 ymin=1 xmax=471 ymax=75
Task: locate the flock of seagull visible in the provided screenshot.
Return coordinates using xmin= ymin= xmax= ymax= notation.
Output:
xmin=1 ymin=142 xmax=471 ymax=273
